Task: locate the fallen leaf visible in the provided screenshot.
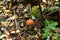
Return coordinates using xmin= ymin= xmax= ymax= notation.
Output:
xmin=55 ymin=28 xmax=60 ymax=33
xmin=6 ymin=15 xmax=18 ymax=21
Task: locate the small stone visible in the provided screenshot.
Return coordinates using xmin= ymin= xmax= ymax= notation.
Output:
xmin=11 ymin=31 xmax=15 ymax=34
xmin=21 ymin=23 xmax=24 ymax=26
xmin=3 ymin=7 xmax=6 ymax=10
xmin=1 ymin=27 xmax=6 ymax=31
xmin=35 ymin=34 xmax=39 ymax=38
xmin=24 ymin=14 xmax=29 ymax=18
xmin=18 ymin=4 xmax=23 ymax=9
xmin=16 ymin=30 xmax=20 ymax=33
xmin=34 ymin=28 xmax=38 ymax=31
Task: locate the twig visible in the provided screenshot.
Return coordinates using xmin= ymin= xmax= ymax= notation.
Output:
xmin=13 ymin=10 xmax=17 ymax=29
xmin=44 ymin=9 xmax=59 ymax=16
xmin=15 ymin=26 xmax=29 ymax=39
xmin=38 ymin=0 xmax=44 ymax=26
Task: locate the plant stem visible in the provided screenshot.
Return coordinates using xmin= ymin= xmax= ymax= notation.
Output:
xmin=38 ymin=0 xmax=42 ymax=15
xmin=38 ymin=0 xmax=44 ymax=26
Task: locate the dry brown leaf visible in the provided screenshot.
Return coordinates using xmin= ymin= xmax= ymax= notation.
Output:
xmin=4 ymin=10 xmax=11 ymax=13
xmin=37 ymin=32 xmax=42 ymax=37
xmin=6 ymin=15 xmax=18 ymax=21
xmin=21 ymin=23 xmax=24 ymax=27
xmin=16 ymin=29 xmax=20 ymax=33
xmin=9 ymin=22 xmax=14 ymax=26
xmin=4 ymin=31 xmax=10 ymax=39
xmin=23 ymin=9 xmax=27 ymax=13
xmin=55 ymin=28 xmax=60 ymax=33
xmin=1 ymin=22 xmax=10 ymax=26
xmin=22 ymin=5 xmax=30 ymax=13
xmin=35 ymin=34 xmax=39 ymax=38
xmin=3 ymin=7 xmax=6 ymax=10
xmin=10 ymin=31 xmax=15 ymax=34
xmin=24 ymin=14 xmax=29 ymax=18
xmin=54 ymin=0 xmax=59 ymax=1
xmin=6 ymin=38 xmax=12 ymax=40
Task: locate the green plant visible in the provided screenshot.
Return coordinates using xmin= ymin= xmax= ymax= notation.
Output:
xmin=54 ymin=2 xmax=60 ymax=7
xmin=53 ymin=33 xmax=60 ymax=40
xmin=43 ymin=6 xmax=59 ymax=13
xmin=56 ymin=38 xmax=60 ymax=40
xmin=42 ymin=20 xmax=59 ymax=39
xmin=30 ymin=6 xmax=38 ymax=19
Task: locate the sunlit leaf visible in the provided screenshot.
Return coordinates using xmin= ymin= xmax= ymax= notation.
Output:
xmin=32 ymin=6 xmax=38 ymax=13
xmin=0 ymin=34 xmax=6 ymax=39
xmin=30 ymin=6 xmax=38 ymax=19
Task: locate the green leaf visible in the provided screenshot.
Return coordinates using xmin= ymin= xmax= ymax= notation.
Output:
xmin=42 ymin=20 xmax=58 ymax=39
xmin=54 ymin=2 xmax=60 ymax=7
xmin=31 ymin=15 xmax=36 ymax=19
xmin=30 ymin=6 xmax=38 ymax=19
xmin=43 ymin=6 xmax=59 ymax=13
xmin=42 ymin=32 xmax=50 ymax=39
xmin=43 ymin=26 xmax=50 ymax=32
xmin=49 ymin=25 xmax=56 ymax=30
xmin=42 ymin=27 xmax=50 ymax=39
xmin=44 ymin=20 xmax=58 ymax=30
xmin=56 ymin=38 xmax=60 ymax=40
xmin=49 ymin=21 xmax=58 ymax=30
xmin=54 ymin=33 xmax=60 ymax=40
xmin=30 ymin=13 xmax=37 ymax=19
xmin=44 ymin=20 xmax=50 ymax=26
xmin=53 ymin=33 xmax=60 ymax=37
xmin=31 ymin=6 xmax=38 ymax=13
